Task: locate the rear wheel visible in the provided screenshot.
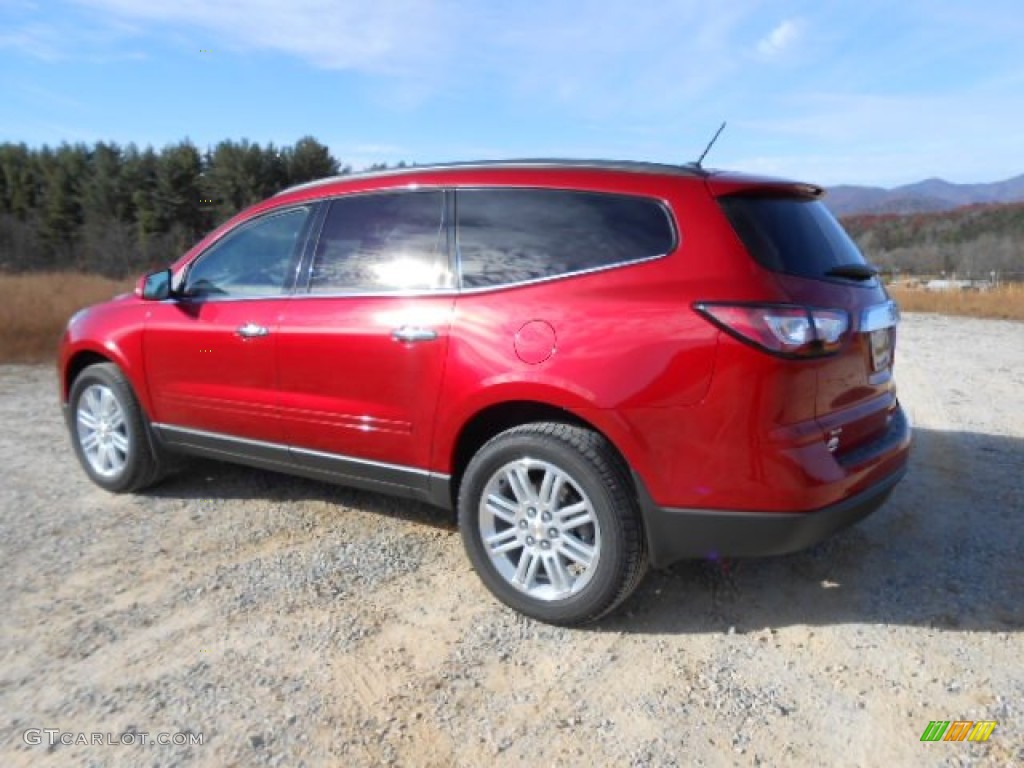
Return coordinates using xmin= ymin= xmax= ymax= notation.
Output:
xmin=68 ymin=362 xmax=169 ymax=493
xmin=459 ymin=423 xmax=647 ymax=625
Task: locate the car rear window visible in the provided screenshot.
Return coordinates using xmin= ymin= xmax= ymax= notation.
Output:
xmin=718 ymin=196 xmax=871 ymax=281
xmin=457 ymin=189 xmax=676 ymax=289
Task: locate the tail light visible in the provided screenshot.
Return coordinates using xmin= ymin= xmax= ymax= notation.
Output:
xmin=694 ymin=302 xmax=849 ymax=358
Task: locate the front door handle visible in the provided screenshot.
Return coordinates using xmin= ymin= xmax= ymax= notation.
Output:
xmin=391 ymin=326 xmax=438 ymax=343
xmin=236 ymin=322 xmax=270 ymax=339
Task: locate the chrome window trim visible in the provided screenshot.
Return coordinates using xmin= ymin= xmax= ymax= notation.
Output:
xmin=455 ymin=251 xmax=672 ymax=295
xmin=153 ymin=293 xmax=299 ymax=304
xmin=280 ymin=253 xmax=672 ymax=300
xmin=288 ymin=289 xmax=461 ymax=300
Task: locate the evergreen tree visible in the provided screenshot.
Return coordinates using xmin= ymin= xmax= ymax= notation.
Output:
xmin=0 ymin=136 xmax=353 ymax=275
xmin=40 ymin=144 xmax=87 ymax=266
xmin=285 ymin=136 xmax=342 ymax=186
xmin=206 ymin=139 xmax=257 ymax=218
xmin=155 ymin=140 xmax=204 ymax=243
xmin=0 ymin=143 xmax=39 ymax=218
xmin=82 ymin=142 xmax=130 ymax=223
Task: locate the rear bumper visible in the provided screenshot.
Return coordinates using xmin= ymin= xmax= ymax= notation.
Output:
xmin=637 ymin=405 xmax=911 ymax=568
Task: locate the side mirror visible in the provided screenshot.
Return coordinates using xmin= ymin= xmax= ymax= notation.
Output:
xmin=137 ymin=269 xmax=172 ymax=301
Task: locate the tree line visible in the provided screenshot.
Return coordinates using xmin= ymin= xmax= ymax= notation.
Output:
xmin=0 ymin=137 xmax=345 ymax=276
xmin=2 ymin=138 xmax=1021 ymax=281
xmin=841 ymin=204 xmax=1024 ymax=281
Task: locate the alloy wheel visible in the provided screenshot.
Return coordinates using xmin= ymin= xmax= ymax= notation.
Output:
xmin=478 ymin=458 xmax=602 ymax=601
xmin=76 ymin=383 xmax=130 ymax=478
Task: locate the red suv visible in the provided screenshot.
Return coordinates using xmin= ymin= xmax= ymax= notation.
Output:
xmin=59 ymin=160 xmax=910 ymax=624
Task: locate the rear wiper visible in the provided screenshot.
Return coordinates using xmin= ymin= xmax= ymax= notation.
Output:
xmin=826 ymin=263 xmax=879 ymax=280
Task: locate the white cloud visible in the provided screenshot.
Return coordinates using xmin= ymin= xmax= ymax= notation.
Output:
xmin=7 ymin=1 xmax=1017 ymax=185
xmin=0 ymin=22 xmax=68 ymax=61
xmin=757 ymin=18 xmax=801 ymax=57
xmin=74 ymin=0 xmax=455 ymax=76
xmin=68 ymin=0 xmax=756 ymax=112
xmin=21 ymin=0 xmax=758 ymax=140
xmin=0 ymin=14 xmax=146 ymax=62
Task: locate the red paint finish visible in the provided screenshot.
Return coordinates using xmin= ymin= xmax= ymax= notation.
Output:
xmin=142 ymin=299 xmax=283 ymax=443
xmin=59 ymin=293 xmax=148 ymax=408
xmin=276 ymin=295 xmax=454 ymax=467
xmin=59 ymin=160 xmax=910 ymax=523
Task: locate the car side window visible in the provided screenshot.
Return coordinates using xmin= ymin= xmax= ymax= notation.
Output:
xmin=184 ymin=207 xmax=310 ymax=298
xmin=456 ymin=189 xmax=676 ymax=289
xmin=309 ymin=191 xmax=451 ymax=293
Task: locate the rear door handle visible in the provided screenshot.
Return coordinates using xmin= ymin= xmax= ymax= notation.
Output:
xmin=236 ymin=323 xmax=270 ymax=339
xmin=391 ymin=326 xmax=438 ymax=343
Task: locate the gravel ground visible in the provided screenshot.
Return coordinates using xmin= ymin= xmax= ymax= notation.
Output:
xmin=1 ymin=312 xmax=1021 ymax=767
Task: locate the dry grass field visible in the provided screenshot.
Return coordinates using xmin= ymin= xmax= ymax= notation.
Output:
xmin=0 ymin=272 xmax=132 ymax=363
xmin=0 ymin=272 xmax=1021 ymax=364
xmin=888 ymin=282 xmax=1024 ymax=322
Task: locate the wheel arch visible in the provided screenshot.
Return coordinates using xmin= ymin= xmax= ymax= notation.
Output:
xmin=446 ymin=399 xmax=642 ymax=513
xmin=64 ymin=352 xmax=171 ymax=493
xmin=63 ymin=349 xmax=112 ymax=402
xmin=61 ymin=341 xmax=151 ymax=415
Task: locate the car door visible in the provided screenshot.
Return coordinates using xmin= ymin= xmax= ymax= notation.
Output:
xmin=276 ymin=190 xmax=455 ymax=481
xmin=144 ymin=205 xmax=314 ymax=443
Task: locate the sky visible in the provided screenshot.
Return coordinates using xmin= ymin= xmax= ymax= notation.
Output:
xmin=1 ymin=0 xmax=1022 ymax=187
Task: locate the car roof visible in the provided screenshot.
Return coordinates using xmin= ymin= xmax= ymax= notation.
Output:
xmin=275 ymin=158 xmax=710 ymax=197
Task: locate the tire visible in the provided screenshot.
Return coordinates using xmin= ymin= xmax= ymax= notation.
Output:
xmin=68 ymin=362 xmax=169 ymax=493
xmin=459 ymin=423 xmax=647 ymax=625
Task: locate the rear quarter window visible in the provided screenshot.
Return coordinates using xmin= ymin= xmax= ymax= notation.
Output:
xmin=719 ymin=196 xmax=872 ymax=281
xmin=456 ymin=189 xmax=676 ymax=289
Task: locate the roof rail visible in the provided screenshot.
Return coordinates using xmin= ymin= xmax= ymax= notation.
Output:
xmin=275 ymin=158 xmax=708 ymax=197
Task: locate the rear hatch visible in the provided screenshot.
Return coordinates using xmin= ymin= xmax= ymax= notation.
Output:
xmin=709 ymin=176 xmax=899 ymax=456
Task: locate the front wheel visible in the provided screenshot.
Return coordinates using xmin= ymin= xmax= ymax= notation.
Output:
xmin=458 ymin=423 xmax=647 ymax=625
xmin=68 ymin=362 xmax=168 ymax=493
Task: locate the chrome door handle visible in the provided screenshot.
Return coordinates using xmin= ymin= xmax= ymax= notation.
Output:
xmin=236 ymin=323 xmax=270 ymax=338
xmin=391 ymin=326 xmax=438 ymax=343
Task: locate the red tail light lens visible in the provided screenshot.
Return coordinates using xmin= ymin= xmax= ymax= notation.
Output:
xmin=695 ymin=303 xmax=849 ymax=358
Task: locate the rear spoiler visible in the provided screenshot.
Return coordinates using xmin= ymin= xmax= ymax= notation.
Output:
xmin=705 ymin=173 xmax=824 ymax=200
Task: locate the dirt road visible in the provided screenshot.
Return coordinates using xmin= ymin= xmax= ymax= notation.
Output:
xmin=1 ymin=313 xmax=1021 ymax=767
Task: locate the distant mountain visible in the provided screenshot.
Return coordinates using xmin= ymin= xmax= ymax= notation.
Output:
xmin=825 ymin=174 xmax=1024 ymax=216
